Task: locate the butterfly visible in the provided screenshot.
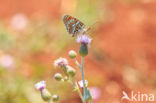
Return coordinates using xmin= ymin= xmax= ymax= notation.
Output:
xmin=62 ymin=14 xmax=91 ymax=37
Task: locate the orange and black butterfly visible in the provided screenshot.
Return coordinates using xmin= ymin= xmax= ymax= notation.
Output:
xmin=62 ymin=14 xmax=91 ymax=37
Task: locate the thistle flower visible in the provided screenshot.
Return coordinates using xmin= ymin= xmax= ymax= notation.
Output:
xmin=35 ymin=81 xmax=46 ymax=91
xmin=76 ymin=35 xmax=92 ymax=45
xmin=78 ymin=80 xmax=88 ymax=88
xmin=76 ymin=35 xmax=92 ymax=57
xmin=54 ymin=57 xmax=68 ymax=68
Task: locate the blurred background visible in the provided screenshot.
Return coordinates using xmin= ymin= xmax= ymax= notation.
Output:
xmin=0 ymin=0 xmax=156 ymax=103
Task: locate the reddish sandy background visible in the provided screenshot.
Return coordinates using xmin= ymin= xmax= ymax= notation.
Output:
xmin=0 ymin=0 xmax=156 ymax=103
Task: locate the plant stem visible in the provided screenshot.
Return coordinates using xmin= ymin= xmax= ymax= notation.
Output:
xmin=74 ymin=58 xmax=81 ymax=68
xmin=81 ymin=57 xmax=86 ymax=103
xmin=74 ymin=79 xmax=84 ymax=102
xmin=70 ymin=78 xmax=84 ymax=103
xmin=74 ymin=57 xmax=93 ymax=102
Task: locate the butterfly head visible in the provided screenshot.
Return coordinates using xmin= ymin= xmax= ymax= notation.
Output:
xmin=62 ymin=15 xmax=70 ymax=22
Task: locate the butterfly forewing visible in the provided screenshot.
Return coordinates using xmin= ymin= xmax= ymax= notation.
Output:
xmin=62 ymin=15 xmax=88 ymax=37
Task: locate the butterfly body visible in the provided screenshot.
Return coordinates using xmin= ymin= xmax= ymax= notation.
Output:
xmin=62 ymin=15 xmax=90 ymax=37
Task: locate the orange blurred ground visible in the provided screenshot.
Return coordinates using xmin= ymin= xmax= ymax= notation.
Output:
xmin=0 ymin=0 xmax=156 ymax=103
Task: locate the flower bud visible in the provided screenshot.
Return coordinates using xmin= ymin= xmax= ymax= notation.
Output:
xmin=35 ymin=81 xmax=46 ymax=91
xmin=54 ymin=58 xmax=68 ymax=68
xmin=66 ymin=66 xmax=76 ymax=77
xmin=41 ymin=88 xmax=52 ymax=101
xmin=68 ymin=50 xmax=77 ymax=58
xmin=52 ymin=94 xmax=59 ymax=101
xmin=79 ymin=43 xmax=88 ymax=57
xmin=54 ymin=73 xmax=63 ymax=81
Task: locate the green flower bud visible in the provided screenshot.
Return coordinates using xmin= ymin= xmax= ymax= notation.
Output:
xmin=79 ymin=43 xmax=88 ymax=57
xmin=66 ymin=66 xmax=76 ymax=77
xmin=52 ymin=94 xmax=59 ymax=102
xmin=41 ymin=88 xmax=51 ymax=101
xmin=54 ymin=73 xmax=63 ymax=81
xmin=68 ymin=50 xmax=77 ymax=58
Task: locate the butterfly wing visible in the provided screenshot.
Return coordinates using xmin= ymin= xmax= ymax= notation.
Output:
xmin=62 ymin=15 xmax=74 ymax=34
xmin=62 ymin=15 xmax=88 ymax=37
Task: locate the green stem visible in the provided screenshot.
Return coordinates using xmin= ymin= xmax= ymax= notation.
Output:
xmin=74 ymin=58 xmax=93 ymax=102
xmin=74 ymin=58 xmax=81 ymax=69
xmin=74 ymin=79 xmax=84 ymax=102
xmin=81 ymin=57 xmax=87 ymax=103
xmin=70 ymin=78 xmax=84 ymax=103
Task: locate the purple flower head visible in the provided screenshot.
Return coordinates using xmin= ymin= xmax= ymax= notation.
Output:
xmin=54 ymin=57 xmax=68 ymax=68
xmin=78 ymin=80 xmax=88 ymax=88
xmin=35 ymin=81 xmax=46 ymax=91
xmin=76 ymin=35 xmax=92 ymax=45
